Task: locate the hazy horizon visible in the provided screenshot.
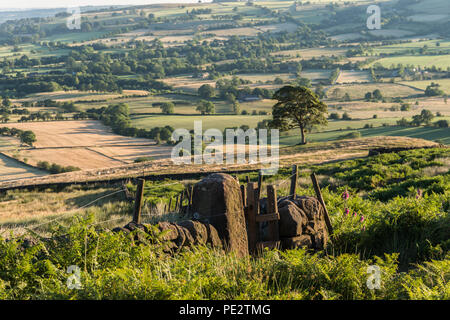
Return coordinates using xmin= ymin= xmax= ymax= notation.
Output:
xmin=0 ymin=0 xmax=210 ymax=10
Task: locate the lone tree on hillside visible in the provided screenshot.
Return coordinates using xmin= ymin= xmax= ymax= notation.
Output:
xmin=269 ymin=86 xmax=328 ymax=145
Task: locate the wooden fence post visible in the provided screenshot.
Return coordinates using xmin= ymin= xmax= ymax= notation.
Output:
xmin=290 ymin=164 xmax=298 ymax=199
xmin=168 ymin=197 xmax=172 ymax=212
xmin=266 ymin=185 xmax=279 ymax=242
xmin=188 ymin=185 xmax=194 ymax=214
xmin=133 ymin=178 xmax=145 ymax=224
xmin=246 ymin=182 xmax=258 ymax=254
xmin=240 ymin=184 xmax=247 ymax=209
xmin=310 ymin=173 xmax=334 ymax=235
xmin=175 ymin=194 xmax=181 ymax=212
xmin=257 ymin=170 xmax=263 ymax=200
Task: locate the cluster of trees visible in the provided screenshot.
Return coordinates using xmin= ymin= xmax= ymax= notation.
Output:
xmin=0 ymin=96 xmax=12 ymax=123
xmin=364 ymin=89 xmax=383 ymax=101
xmin=196 ymin=100 xmax=215 ymax=115
xmin=160 ymin=102 xmax=175 ymax=115
xmin=215 ymin=78 xmax=273 ymax=101
xmin=0 ymin=58 xmax=172 ymax=97
xmin=329 ymin=112 xmax=352 ymax=121
xmin=425 ymin=83 xmax=445 ymax=97
xmin=329 ymin=68 xmax=340 ymax=85
xmin=241 ymin=109 xmax=268 ymax=116
xmin=17 ymin=111 xmax=67 ymax=122
xmin=0 ymin=127 xmax=36 ymax=146
xmin=395 ymin=109 xmax=446 ymax=127
xmin=34 ymin=99 xmax=80 ymax=113
xmin=0 ymin=96 xmax=74 ymax=123
xmin=187 ymin=8 xmax=212 ymax=15
xmin=36 ymin=161 xmax=80 ymax=174
xmin=84 ymin=103 xmax=175 ymax=144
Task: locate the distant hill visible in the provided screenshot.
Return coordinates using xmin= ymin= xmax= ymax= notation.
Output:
xmin=0 ymin=6 xmax=118 ymax=23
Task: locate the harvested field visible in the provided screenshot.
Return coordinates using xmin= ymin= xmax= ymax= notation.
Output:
xmin=336 ymin=70 xmax=371 ymax=84
xmin=0 ymin=153 xmax=47 ymax=183
xmin=3 ymin=120 xmax=172 ymax=171
xmin=329 ymin=83 xmax=423 ymax=99
xmin=0 ymin=136 xmax=440 ymax=191
xmin=162 ymin=76 xmax=217 ymax=92
xmin=326 ymin=97 xmax=450 ymax=118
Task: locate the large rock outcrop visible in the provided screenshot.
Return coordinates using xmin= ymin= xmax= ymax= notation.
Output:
xmin=191 ymin=173 xmax=248 ymax=257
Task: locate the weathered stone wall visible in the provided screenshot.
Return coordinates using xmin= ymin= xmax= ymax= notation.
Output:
xmin=114 ymin=173 xmax=329 ymax=254
xmin=260 ymin=196 xmax=329 ymax=250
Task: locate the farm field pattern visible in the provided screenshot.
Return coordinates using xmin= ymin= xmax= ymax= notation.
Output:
xmin=0 ymin=0 xmax=449 ymax=303
xmin=0 ymin=0 xmax=449 ymax=181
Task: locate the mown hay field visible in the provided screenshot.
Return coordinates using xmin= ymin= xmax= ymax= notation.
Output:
xmin=336 ymin=70 xmax=371 ymax=84
xmin=329 ymin=83 xmax=423 ymax=100
xmin=2 ymin=121 xmax=172 ymax=171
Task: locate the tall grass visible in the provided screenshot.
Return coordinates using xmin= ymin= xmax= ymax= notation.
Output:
xmin=0 ymin=217 xmax=448 ymax=300
xmin=0 ymin=147 xmax=448 ymax=299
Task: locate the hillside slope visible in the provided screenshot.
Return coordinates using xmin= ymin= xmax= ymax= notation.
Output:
xmin=0 ymin=136 xmax=441 ymax=190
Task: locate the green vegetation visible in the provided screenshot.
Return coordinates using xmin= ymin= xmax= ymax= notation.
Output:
xmin=270 ymin=86 xmax=328 ymax=145
xmin=0 ymin=127 xmax=36 ymax=146
xmin=37 ymin=161 xmax=80 ymax=174
xmin=0 ymin=0 xmax=449 ymax=301
xmin=0 ymin=0 xmax=447 ymax=148
xmin=0 ymin=147 xmax=448 ymax=299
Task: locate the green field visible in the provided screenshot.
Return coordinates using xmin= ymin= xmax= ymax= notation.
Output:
xmin=132 ymin=114 xmax=269 ymax=131
xmin=372 ymin=39 xmax=450 ymax=55
xmin=280 ymin=124 xmax=450 ymax=146
xmin=368 ymin=55 xmax=450 ymax=70
xmin=400 ymin=79 xmax=450 ymax=95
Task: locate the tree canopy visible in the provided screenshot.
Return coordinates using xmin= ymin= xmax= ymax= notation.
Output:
xmin=269 ymin=86 xmax=328 ymax=145
xmin=196 ymin=100 xmax=215 ymax=115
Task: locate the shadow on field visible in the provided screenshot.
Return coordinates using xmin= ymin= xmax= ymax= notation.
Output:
xmin=360 ymin=126 xmax=450 ymax=144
